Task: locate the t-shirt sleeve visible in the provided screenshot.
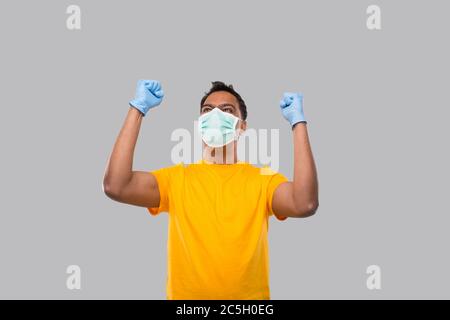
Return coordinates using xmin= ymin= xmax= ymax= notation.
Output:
xmin=266 ymin=170 xmax=289 ymax=221
xmin=147 ymin=166 xmax=171 ymax=216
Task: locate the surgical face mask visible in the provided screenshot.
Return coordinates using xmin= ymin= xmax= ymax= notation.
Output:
xmin=198 ymin=107 xmax=241 ymax=148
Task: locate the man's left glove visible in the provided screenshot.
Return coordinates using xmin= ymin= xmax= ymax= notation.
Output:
xmin=279 ymin=92 xmax=307 ymax=127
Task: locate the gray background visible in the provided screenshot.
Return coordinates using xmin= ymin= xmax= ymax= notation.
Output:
xmin=0 ymin=0 xmax=449 ymax=299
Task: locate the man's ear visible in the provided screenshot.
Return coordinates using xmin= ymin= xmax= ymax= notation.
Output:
xmin=240 ymin=120 xmax=247 ymax=132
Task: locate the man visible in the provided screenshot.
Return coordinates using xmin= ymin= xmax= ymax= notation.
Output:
xmin=103 ymin=80 xmax=319 ymax=299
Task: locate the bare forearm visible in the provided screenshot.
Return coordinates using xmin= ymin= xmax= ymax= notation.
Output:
xmin=292 ymin=122 xmax=319 ymax=212
xmin=103 ymin=107 xmax=143 ymax=194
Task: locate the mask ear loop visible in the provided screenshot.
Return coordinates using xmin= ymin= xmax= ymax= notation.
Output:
xmin=233 ymin=118 xmax=244 ymax=142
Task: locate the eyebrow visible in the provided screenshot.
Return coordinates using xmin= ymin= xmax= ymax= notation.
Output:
xmin=201 ymin=103 xmax=236 ymax=109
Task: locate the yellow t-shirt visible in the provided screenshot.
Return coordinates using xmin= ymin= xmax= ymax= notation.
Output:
xmin=147 ymin=160 xmax=288 ymax=300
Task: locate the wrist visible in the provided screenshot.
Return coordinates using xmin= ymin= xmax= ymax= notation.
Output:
xmin=292 ymin=121 xmax=307 ymax=130
xmin=129 ymin=105 xmax=145 ymax=117
xmin=289 ymin=112 xmax=306 ymax=127
xmin=129 ymin=101 xmax=147 ymax=116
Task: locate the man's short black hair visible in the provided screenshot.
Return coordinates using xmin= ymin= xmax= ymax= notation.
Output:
xmin=200 ymin=81 xmax=248 ymax=120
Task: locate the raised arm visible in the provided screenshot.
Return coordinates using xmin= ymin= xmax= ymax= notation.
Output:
xmin=272 ymin=92 xmax=319 ymax=218
xmin=102 ymin=80 xmax=164 ymax=208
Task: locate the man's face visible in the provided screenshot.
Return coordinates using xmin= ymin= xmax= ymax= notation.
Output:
xmin=200 ymin=91 xmax=247 ymax=132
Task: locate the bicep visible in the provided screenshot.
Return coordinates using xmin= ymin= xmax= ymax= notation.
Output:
xmin=116 ymin=171 xmax=161 ymax=208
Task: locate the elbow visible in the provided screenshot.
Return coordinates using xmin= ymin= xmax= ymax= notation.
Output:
xmin=295 ymin=201 xmax=319 ymax=218
xmin=102 ymin=178 xmax=122 ymax=201
xmin=306 ymin=201 xmax=319 ymax=217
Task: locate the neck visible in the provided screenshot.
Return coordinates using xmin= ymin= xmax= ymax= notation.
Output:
xmin=202 ymin=143 xmax=238 ymax=164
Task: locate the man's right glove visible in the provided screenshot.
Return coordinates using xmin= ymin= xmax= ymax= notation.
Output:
xmin=129 ymin=80 xmax=164 ymax=116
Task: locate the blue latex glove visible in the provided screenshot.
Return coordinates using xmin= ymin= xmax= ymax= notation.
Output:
xmin=129 ymin=80 xmax=164 ymax=116
xmin=279 ymin=92 xmax=307 ymax=127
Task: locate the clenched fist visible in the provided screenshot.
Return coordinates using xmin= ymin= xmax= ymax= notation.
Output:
xmin=129 ymin=80 xmax=164 ymax=116
xmin=279 ymin=92 xmax=306 ymax=127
